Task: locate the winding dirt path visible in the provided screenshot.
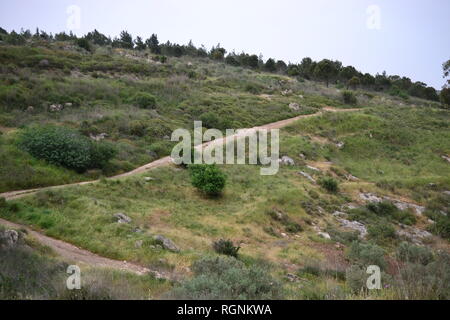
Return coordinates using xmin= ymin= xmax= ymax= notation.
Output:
xmin=0 ymin=107 xmax=360 ymax=274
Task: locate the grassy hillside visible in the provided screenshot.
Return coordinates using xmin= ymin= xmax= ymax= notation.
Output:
xmin=1 ymin=41 xmax=449 ymax=300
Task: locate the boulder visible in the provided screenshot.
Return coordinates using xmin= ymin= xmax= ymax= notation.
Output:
xmin=317 ymin=232 xmax=331 ymax=240
xmin=154 ymin=235 xmax=180 ymax=252
xmin=396 ymin=225 xmax=433 ymax=245
xmin=0 ymin=230 xmax=19 ymax=248
xmin=336 ymin=218 xmax=367 ymax=239
xmin=48 ymin=104 xmax=63 ymax=112
xmin=288 ymin=103 xmax=300 ymax=111
xmin=279 ymin=156 xmax=295 ymax=166
xmin=114 ymin=213 xmax=132 ymax=224
xmin=89 ymin=133 xmax=108 ymax=141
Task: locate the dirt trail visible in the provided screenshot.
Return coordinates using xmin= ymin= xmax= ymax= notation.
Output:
xmin=0 ymin=107 xmax=360 ymax=274
xmin=0 ymin=217 xmax=152 ymax=276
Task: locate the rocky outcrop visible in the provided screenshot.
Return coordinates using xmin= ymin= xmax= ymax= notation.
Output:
xmin=279 ymin=156 xmax=295 ymax=166
xmin=154 ymin=235 xmax=180 ymax=252
xmin=336 ymin=218 xmax=367 ymax=239
xmin=359 ymin=193 xmax=425 ymax=216
xmin=396 ymin=224 xmax=433 ymax=245
xmin=0 ymin=229 xmax=19 ymax=248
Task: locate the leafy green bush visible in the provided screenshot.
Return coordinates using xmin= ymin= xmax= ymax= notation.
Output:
xmin=342 ymin=91 xmax=357 ymax=105
xmin=212 ymin=239 xmax=240 ymax=257
xmin=189 ymin=164 xmax=226 ymax=196
xmin=347 ymin=241 xmax=386 ymax=269
xmin=75 ymin=38 xmax=92 ymax=53
xmin=166 ymin=256 xmax=282 ymax=300
xmin=319 ymin=177 xmax=339 ymax=193
xmin=367 ymin=221 xmax=396 ymax=244
xmin=18 ymin=125 xmax=116 ymax=172
xmin=396 ymin=242 xmax=434 ymax=265
xmin=132 ymin=92 xmax=157 ymax=109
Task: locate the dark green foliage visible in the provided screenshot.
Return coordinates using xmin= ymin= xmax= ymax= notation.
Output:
xmin=264 ymin=58 xmax=276 ymax=72
xmin=441 ymin=87 xmax=450 ymax=107
xmin=314 ymin=59 xmax=339 ymax=87
xmin=396 ymin=242 xmax=434 ymax=265
xmin=18 ymin=125 xmax=116 ymax=172
xmin=132 ymin=92 xmax=157 ymax=109
xmin=212 ymin=239 xmax=240 ymax=257
xmin=319 ymin=177 xmax=339 ymax=193
xmin=367 ymin=201 xmax=417 ymax=225
xmin=166 ymin=256 xmax=282 ymax=300
xmin=347 ymin=241 xmax=386 ymax=269
xmin=342 ymin=90 xmax=357 ymax=104
xmin=146 ymin=34 xmax=160 ymax=54
xmin=189 ymin=164 xmax=226 ymax=196
xmin=75 ymin=38 xmax=92 ymax=52
xmin=367 ymin=221 xmax=396 ymax=243
xmin=199 ymin=111 xmax=231 ymax=130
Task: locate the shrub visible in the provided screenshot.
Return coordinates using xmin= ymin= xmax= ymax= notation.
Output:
xmin=75 ymin=38 xmax=92 ymax=53
xmin=396 ymin=242 xmax=434 ymax=265
xmin=189 ymin=164 xmax=226 ymax=196
xmin=132 ymin=92 xmax=157 ymax=109
xmin=347 ymin=241 xmax=386 ymax=269
xmin=393 ymin=252 xmax=450 ymax=300
xmin=18 ymin=125 xmax=116 ymax=172
xmin=0 ymin=197 xmax=6 ymax=208
xmin=212 ymin=239 xmax=240 ymax=257
xmin=319 ymin=177 xmax=339 ymax=193
xmin=342 ymin=91 xmax=357 ymax=105
xmin=166 ymin=256 xmax=282 ymax=300
xmin=367 ymin=221 xmax=396 ymax=244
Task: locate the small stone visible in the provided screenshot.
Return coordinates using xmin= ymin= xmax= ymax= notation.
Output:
xmin=306 ymin=165 xmax=320 ymax=172
xmin=114 ymin=213 xmax=132 ymax=224
xmin=298 ymin=171 xmax=315 ymax=183
xmin=286 ymin=273 xmax=299 ymax=282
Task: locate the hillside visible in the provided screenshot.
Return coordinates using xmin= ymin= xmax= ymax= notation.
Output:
xmin=1 ymin=39 xmax=449 ymax=300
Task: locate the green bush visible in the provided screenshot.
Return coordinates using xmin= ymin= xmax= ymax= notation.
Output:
xmin=212 ymin=239 xmax=240 ymax=257
xmin=189 ymin=164 xmax=226 ymax=196
xmin=367 ymin=201 xmax=417 ymax=225
xmin=367 ymin=221 xmax=396 ymax=244
xmin=347 ymin=241 xmax=386 ymax=269
xmin=396 ymin=242 xmax=434 ymax=265
xmin=132 ymin=92 xmax=157 ymax=109
xmin=75 ymin=38 xmax=92 ymax=53
xmin=18 ymin=125 xmax=116 ymax=172
xmin=342 ymin=91 xmax=357 ymax=105
xmin=319 ymin=177 xmax=339 ymax=193
xmin=166 ymin=256 xmax=282 ymax=300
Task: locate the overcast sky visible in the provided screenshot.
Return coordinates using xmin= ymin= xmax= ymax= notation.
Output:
xmin=1 ymin=0 xmax=449 ymax=89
